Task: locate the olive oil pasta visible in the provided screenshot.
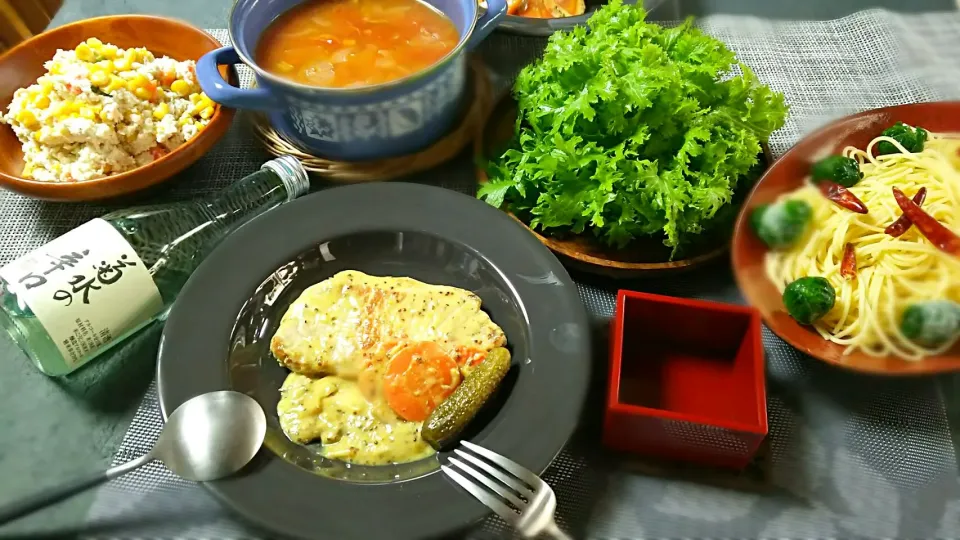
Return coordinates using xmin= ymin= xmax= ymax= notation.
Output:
xmin=756 ymin=127 xmax=960 ymax=360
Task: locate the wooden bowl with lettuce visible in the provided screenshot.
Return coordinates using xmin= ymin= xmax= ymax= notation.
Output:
xmin=476 ymin=0 xmax=787 ymax=277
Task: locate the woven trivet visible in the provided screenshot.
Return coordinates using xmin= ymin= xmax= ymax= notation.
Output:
xmin=250 ymin=57 xmax=492 ymax=182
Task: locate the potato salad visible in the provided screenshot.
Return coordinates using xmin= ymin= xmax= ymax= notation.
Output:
xmin=2 ymin=38 xmax=216 ymax=182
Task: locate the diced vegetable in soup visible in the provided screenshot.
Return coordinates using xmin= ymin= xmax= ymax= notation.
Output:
xmin=256 ymin=0 xmax=460 ymax=88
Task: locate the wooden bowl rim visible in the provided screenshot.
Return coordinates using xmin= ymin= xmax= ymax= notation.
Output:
xmin=475 ymin=92 xmax=759 ymax=275
xmin=0 ymin=15 xmax=236 ymax=198
xmin=510 ymin=213 xmax=729 ymax=271
xmin=731 ymin=100 xmax=960 ymax=376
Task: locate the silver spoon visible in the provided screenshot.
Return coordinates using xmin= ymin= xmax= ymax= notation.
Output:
xmin=0 ymin=390 xmax=266 ymax=525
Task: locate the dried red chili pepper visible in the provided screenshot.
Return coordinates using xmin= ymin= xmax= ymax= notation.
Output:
xmin=892 ymin=187 xmax=960 ymax=255
xmin=884 ymin=187 xmax=927 ymax=237
xmin=840 ymin=243 xmax=857 ymax=279
xmin=818 ymin=180 xmax=868 ymax=214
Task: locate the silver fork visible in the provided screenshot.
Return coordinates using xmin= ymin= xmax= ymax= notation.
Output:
xmin=442 ymin=440 xmax=573 ymax=540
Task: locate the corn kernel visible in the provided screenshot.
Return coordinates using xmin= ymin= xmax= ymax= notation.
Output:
xmin=85 ymin=37 xmax=103 ymax=49
xmin=54 ymin=102 xmax=79 ymax=117
xmin=177 ymin=115 xmax=194 ymax=127
xmin=49 ymin=62 xmax=62 ymax=75
xmin=199 ymin=105 xmax=214 ymax=120
xmin=153 ymin=103 xmax=169 ymax=120
xmin=114 ymin=57 xmax=131 ymax=71
xmin=32 ymin=131 xmax=41 ymax=141
xmin=170 ymin=79 xmax=191 ymax=97
xmin=134 ymin=87 xmax=153 ymax=100
xmin=17 ymin=110 xmax=39 ymax=129
xmin=75 ymin=43 xmax=94 ymax=62
xmin=33 ymin=95 xmax=50 ymax=109
xmin=53 ymin=106 xmax=69 ymax=118
xmin=80 ymin=107 xmax=97 ymax=120
xmin=38 ymin=79 xmax=54 ymax=94
xmin=96 ymin=59 xmax=115 ymax=72
xmin=124 ymin=49 xmax=138 ymax=64
xmin=189 ymin=93 xmax=202 ymax=104
xmin=22 ymin=163 xmax=34 ymax=178
xmin=104 ymin=75 xmax=125 ymax=93
xmin=100 ymin=44 xmax=118 ymax=59
xmin=90 ymin=70 xmax=110 ymax=87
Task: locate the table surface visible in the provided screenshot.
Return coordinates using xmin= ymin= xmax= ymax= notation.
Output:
xmin=2 ymin=1 xmax=960 ymax=539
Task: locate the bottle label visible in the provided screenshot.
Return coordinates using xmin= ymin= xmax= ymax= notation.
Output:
xmin=0 ymin=219 xmax=163 ymax=367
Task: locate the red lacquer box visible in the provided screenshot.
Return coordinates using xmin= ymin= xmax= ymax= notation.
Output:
xmin=603 ymin=290 xmax=768 ymax=469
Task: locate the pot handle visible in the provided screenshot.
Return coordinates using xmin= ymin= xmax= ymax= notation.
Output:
xmin=467 ymin=0 xmax=507 ymax=50
xmin=197 ymin=46 xmax=279 ymax=111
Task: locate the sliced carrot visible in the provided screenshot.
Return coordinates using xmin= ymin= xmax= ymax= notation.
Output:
xmin=383 ymin=341 xmax=460 ymax=422
xmin=149 ymin=146 xmax=169 ymax=160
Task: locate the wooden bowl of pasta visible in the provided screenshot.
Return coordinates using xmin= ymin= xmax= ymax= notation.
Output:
xmin=491 ymin=0 xmax=662 ymax=35
xmin=732 ymin=101 xmax=960 ymax=375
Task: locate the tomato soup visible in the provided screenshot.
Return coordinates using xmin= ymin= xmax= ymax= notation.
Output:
xmin=256 ymin=0 xmax=460 ymax=88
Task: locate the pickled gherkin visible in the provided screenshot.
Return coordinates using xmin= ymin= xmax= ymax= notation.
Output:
xmin=422 ymin=347 xmax=512 ymax=450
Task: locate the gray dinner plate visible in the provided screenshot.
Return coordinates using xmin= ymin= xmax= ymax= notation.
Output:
xmin=156 ymin=183 xmax=590 ymax=540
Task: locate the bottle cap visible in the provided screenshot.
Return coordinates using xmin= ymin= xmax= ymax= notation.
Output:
xmin=261 ymin=156 xmax=310 ymax=201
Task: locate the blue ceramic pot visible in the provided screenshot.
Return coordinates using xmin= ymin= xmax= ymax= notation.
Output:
xmin=197 ymin=0 xmax=506 ymax=161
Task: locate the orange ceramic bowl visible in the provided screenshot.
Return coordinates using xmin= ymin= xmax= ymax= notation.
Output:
xmin=0 ymin=15 xmax=237 ymax=201
xmin=732 ymin=101 xmax=960 ymax=376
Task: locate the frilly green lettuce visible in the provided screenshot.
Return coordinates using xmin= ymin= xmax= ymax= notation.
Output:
xmin=479 ymin=0 xmax=789 ymax=256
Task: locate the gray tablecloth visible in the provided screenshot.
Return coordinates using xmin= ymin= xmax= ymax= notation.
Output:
xmin=2 ymin=10 xmax=959 ymax=539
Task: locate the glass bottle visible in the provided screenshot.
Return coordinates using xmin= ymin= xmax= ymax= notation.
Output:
xmin=0 ymin=155 xmax=310 ymax=376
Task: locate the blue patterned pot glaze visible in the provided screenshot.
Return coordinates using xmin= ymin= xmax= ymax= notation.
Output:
xmin=198 ymin=0 xmax=505 ymax=161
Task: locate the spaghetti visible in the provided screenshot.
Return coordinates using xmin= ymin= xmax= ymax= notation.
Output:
xmin=764 ymin=133 xmax=960 ymax=360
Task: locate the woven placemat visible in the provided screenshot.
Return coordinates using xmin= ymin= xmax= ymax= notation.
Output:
xmin=0 ymin=11 xmax=953 ymax=540
xmin=250 ymin=58 xmax=492 ymax=182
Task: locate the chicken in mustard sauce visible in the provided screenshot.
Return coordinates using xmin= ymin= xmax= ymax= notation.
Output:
xmin=272 ymin=270 xmax=508 ymax=465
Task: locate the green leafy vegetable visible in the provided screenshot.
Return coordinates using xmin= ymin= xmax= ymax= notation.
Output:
xmin=811 ymin=155 xmax=861 ymax=188
xmin=900 ymin=300 xmax=960 ymax=348
xmin=750 ymin=199 xmax=812 ymax=249
xmin=478 ymin=0 xmax=789 ymax=257
xmin=783 ymin=277 xmax=835 ymax=325
xmin=877 ymin=122 xmax=928 ymax=155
